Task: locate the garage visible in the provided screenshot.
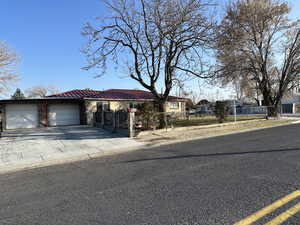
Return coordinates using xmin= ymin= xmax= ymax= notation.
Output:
xmin=6 ymin=104 xmax=39 ymax=129
xmin=48 ymin=104 xmax=80 ymax=126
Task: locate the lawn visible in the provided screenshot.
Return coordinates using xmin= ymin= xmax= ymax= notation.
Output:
xmin=173 ymin=115 xmax=266 ymax=127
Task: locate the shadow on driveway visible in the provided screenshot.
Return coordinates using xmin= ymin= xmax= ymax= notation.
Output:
xmin=2 ymin=125 xmax=128 ymax=141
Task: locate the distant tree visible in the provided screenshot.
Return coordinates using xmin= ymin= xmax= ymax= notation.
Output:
xmin=197 ymin=99 xmax=210 ymax=105
xmin=0 ymin=41 xmax=19 ymax=96
xmin=25 ymin=85 xmax=60 ymax=98
xmin=214 ymin=0 xmax=300 ymax=116
xmin=214 ymin=101 xmax=229 ymax=123
xmin=82 ymin=0 xmax=216 ymax=114
xmin=229 ymin=77 xmax=261 ymax=105
xmin=185 ymin=99 xmax=194 ymax=109
xmin=11 ymin=88 xmax=25 ymax=99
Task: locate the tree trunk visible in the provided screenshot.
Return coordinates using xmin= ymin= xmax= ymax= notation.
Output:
xmin=262 ymin=91 xmax=278 ymax=117
xmin=156 ymin=99 xmax=167 ymax=129
xmin=254 ymin=98 xmax=260 ymax=106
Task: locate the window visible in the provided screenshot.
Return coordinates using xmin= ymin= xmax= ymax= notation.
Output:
xmin=169 ymin=102 xmax=179 ymax=109
xmin=129 ymin=102 xmax=141 ymax=109
xmin=97 ymin=102 xmax=110 ymax=111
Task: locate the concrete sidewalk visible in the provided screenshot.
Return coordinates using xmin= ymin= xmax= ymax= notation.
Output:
xmin=0 ymin=126 xmax=146 ymax=174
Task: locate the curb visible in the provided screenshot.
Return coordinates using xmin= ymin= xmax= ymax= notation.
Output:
xmin=0 ymin=120 xmax=297 ymax=175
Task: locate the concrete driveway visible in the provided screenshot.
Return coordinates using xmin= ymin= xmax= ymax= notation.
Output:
xmin=0 ymin=126 xmax=145 ymax=173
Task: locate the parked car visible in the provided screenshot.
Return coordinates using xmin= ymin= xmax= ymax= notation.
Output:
xmin=188 ymin=109 xmax=196 ymax=115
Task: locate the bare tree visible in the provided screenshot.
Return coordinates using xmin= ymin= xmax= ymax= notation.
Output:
xmin=82 ymin=0 xmax=215 ymax=112
xmin=25 ymin=85 xmax=60 ymax=98
xmin=0 ymin=41 xmax=18 ymax=96
xmin=228 ymin=76 xmax=261 ymax=105
xmin=214 ymin=0 xmax=300 ymax=116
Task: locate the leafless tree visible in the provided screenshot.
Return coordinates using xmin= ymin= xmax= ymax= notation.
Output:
xmin=82 ymin=0 xmax=216 ymax=111
xmin=227 ymin=76 xmax=261 ymax=105
xmin=214 ymin=0 xmax=300 ymax=116
xmin=0 ymin=41 xmax=18 ymax=96
xmin=25 ymin=85 xmax=60 ymax=98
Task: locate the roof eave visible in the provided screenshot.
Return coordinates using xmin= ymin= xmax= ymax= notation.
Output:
xmin=83 ymin=97 xmax=188 ymax=102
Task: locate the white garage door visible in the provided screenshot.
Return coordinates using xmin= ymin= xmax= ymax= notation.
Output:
xmin=48 ymin=104 xmax=80 ymax=126
xmin=6 ymin=104 xmax=39 ymax=129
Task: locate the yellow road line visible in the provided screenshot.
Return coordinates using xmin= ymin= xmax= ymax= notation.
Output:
xmin=264 ymin=202 xmax=300 ymax=225
xmin=234 ymin=190 xmax=300 ymax=225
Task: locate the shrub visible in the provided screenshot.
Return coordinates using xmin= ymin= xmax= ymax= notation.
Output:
xmin=214 ymin=101 xmax=230 ymax=123
xmin=136 ymin=103 xmax=159 ymax=130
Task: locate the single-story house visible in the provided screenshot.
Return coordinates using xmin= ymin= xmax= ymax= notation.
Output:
xmin=281 ymin=94 xmax=300 ymax=114
xmin=0 ymin=89 xmax=189 ymax=130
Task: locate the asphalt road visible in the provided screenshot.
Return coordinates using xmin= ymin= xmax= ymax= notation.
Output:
xmin=0 ymin=124 xmax=300 ymax=225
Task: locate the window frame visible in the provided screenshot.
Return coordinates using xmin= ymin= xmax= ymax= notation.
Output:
xmin=97 ymin=102 xmax=110 ymax=111
xmin=129 ymin=102 xmax=141 ymax=109
xmin=169 ymin=102 xmax=179 ymax=109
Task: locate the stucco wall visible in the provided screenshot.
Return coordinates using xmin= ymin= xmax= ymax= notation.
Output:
xmin=110 ymin=101 xmax=129 ymax=111
xmin=84 ymin=100 xmax=186 ymax=125
xmin=85 ymin=100 xmax=99 ymax=125
xmin=110 ymin=101 xmax=147 ymax=111
xmin=165 ymin=101 xmax=186 ymax=113
xmin=85 ymin=100 xmax=146 ymax=113
xmin=85 ymin=100 xmax=186 ymax=112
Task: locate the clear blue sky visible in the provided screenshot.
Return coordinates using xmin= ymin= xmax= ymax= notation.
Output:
xmin=1 ymin=0 xmax=299 ymax=98
xmin=0 ymin=0 xmax=140 ymax=95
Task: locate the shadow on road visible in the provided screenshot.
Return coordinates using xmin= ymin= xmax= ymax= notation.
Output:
xmin=122 ymin=148 xmax=300 ymax=163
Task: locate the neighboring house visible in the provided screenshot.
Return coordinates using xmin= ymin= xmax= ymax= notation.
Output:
xmin=0 ymin=89 xmax=189 ymax=130
xmin=281 ymin=86 xmax=300 ymax=114
xmin=196 ymin=103 xmax=214 ymax=114
xmin=195 ymin=103 xmax=214 ymax=115
xmin=195 ymin=100 xmax=241 ymax=115
xmin=194 ymin=99 xmax=213 ymax=115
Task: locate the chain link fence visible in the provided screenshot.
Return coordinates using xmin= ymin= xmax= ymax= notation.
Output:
xmin=92 ymin=105 xmax=282 ymax=137
xmin=134 ymin=105 xmax=281 ymax=133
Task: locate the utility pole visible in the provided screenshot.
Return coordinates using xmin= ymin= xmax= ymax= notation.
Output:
xmin=0 ymin=110 xmax=2 ymax=137
xmin=233 ymin=100 xmax=237 ymax=123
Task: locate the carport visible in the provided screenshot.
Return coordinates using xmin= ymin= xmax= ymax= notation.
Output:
xmin=0 ymin=98 xmax=86 ymax=130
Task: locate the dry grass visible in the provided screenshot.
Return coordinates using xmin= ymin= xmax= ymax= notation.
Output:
xmin=173 ymin=115 xmax=265 ymax=127
xmin=137 ymin=119 xmax=293 ymax=144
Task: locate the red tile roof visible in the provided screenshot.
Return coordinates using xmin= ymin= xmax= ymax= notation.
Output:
xmin=49 ymin=89 xmax=189 ymax=101
xmin=49 ymin=89 xmax=102 ymax=98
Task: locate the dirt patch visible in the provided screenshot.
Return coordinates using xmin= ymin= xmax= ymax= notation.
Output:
xmin=136 ymin=119 xmax=293 ymax=145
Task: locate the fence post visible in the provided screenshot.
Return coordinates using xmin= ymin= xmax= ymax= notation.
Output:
xmin=129 ymin=112 xmax=135 ymax=138
xmin=101 ymin=111 xmax=105 ymax=128
xmin=233 ymin=101 xmax=237 ymax=123
xmin=116 ymin=111 xmax=119 ymax=130
xmin=112 ymin=111 xmax=116 ymax=133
